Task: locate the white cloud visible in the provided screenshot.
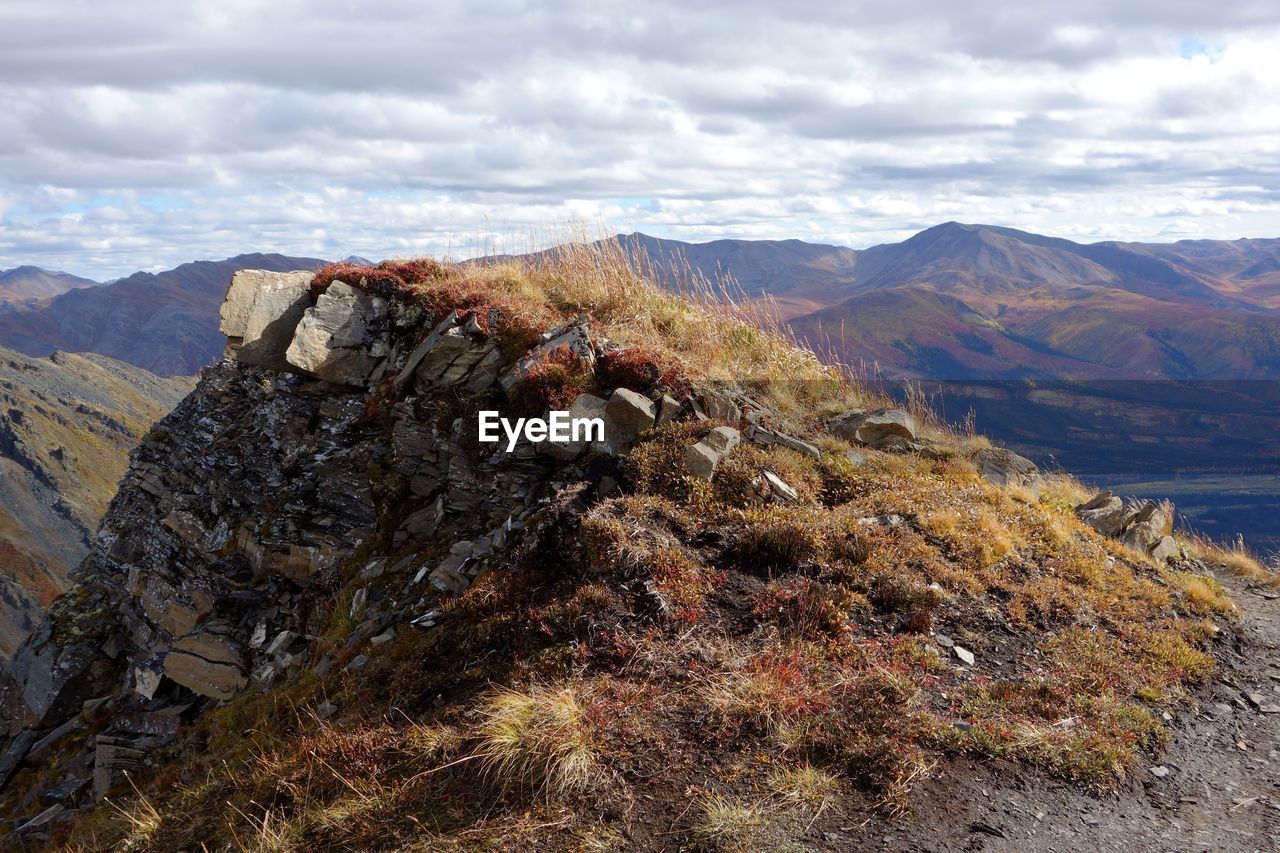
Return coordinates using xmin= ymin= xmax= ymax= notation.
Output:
xmin=0 ymin=1 xmax=1278 ymax=277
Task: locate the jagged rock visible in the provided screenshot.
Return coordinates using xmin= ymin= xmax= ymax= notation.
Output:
xmin=1076 ymin=491 xmax=1127 ymax=537
xmin=972 ymin=447 xmax=1040 ymax=489
xmin=500 ymin=317 xmax=595 ymax=396
xmin=599 ymin=388 xmax=657 ymax=452
xmin=220 ymin=269 xmax=314 ymax=371
xmin=1119 ymin=500 xmax=1175 ymax=554
xmin=162 ymin=632 xmax=247 ymax=700
xmin=398 ymin=311 xmax=501 ymax=394
xmin=954 ymin=646 xmax=975 ymax=666
xmin=745 ymin=425 xmax=821 ymax=460
xmin=286 ymin=280 xmax=391 ymax=385
xmin=829 ymin=408 xmax=918 ymax=449
xmin=698 ymin=389 xmax=741 ymax=423
xmin=656 ymin=394 xmax=683 ymax=427
xmin=136 ymin=575 xmax=213 ymax=638
xmin=684 ymin=426 xmax=741 ymax=480
xmin=15 ymin=803 xmax=64 ymax=834
xmin=41 ymin=777 xmax=89 ymax=807
xmin=0 ymin=730 xmax=37 ymax=788
xmin=1077 ymin=492 xmax=1179 ymax=558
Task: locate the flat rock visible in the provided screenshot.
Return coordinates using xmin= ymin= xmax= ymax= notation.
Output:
xmin=972 ymin=447 xmax=1039 ymax=489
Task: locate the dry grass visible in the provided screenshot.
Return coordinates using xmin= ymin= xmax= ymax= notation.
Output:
xmin=767 ymin=764 xmax=841 ymax=816
xmin=1183 ymin=533 xmax=1279 ymax=587
xmin=693 ymin=793 xmax=771 ymax=852
xmin=475 ymin=685 xmax=600 ymax=796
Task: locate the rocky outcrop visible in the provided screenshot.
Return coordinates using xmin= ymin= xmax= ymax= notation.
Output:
xmin=285 ymin=281 xmax=390 ymax=385
xmin=1 ymin=269 xmax=771 ymax=833
xmin=1076 ymin=490 xmax=1179 ymax=562
xmin=219 ymin=269 xmax=314 ymax=372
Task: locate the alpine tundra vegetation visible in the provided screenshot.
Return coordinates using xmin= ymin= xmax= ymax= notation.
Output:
xmin=0 ymin=239 xmax=1271 ymax=850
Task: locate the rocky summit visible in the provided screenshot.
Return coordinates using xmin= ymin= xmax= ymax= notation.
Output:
xmin=0 ymin=251 xmax=1268 ymax=850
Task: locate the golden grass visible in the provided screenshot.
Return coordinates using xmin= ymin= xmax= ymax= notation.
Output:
xmin=1182 ymin=533 xmax=1279 ymax=587
xmin=475 ymin=684 xmax=600 ymax=796
xmin=693 ymin=793 xmax=771 ymax=852
xmin=766 ymin=764 xmax=841 ymax=816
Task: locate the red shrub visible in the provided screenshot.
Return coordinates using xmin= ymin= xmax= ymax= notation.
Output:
xmin=597 ymin=346 xmax=690 ymax=397
xmin=509 ymin=344 xmax=593 ymax=415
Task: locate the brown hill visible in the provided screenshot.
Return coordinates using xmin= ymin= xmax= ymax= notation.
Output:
xmin=0 ymin=267 xmax=98 ymax=304
xmin=0 ymin=347 xmax=190 ymax=659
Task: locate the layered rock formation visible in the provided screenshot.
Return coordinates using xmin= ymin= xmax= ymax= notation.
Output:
xmin=0 ymin=268 xmax=783 ymax=832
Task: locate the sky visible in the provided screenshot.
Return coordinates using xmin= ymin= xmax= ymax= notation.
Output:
xmin=1 ymin=1 xmax=1279 ymax=279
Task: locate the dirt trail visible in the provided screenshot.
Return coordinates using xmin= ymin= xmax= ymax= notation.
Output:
xmin=858 ymin=569 xmax=1280 ymax=852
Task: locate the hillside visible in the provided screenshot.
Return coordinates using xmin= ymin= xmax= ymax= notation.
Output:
xmin=0 ymin=243 xmax=1272 ymax=850
xmin=0 ymin=269 xmax=99 ymax=305
xmin=0 ymin=254 xmax=325 ymax=376
xmin=0 ymin=347 xmax=190 ymax=660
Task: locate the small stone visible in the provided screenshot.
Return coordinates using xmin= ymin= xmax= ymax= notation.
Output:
xmin=935 ymin=634 xmax=955 ymax=648
xmin=344 ymin=654 xmax=368 ymax=672
xmin=370 ymin=629 xmax=396 ymax=646
xmin=1149 ymin=765 xmax=1171 ymax=778
xmin=954 ymin=646 xmax=975 ymax=666
xmin=350 ymin=587 xmax=368 ymax=620
xmin=316 ymin=700 xmax=338 ymax=721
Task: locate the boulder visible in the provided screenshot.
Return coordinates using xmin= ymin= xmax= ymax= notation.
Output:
xmin=829 ymin=408 xmax=918 ymax=449
xmin=684 ymin=426 xmax=741 ymax=479
xmin=285 ymin=281 xmax=391 ymax=385
xmin=1076 ymin=491 xmax=1127 ymax=537
xmin=972 ymin=447 xmax=1040 ymax=489
xmin=588 ymin=388 xmax=657 ymax=455
xmin=540 ymin=393 xmax=607 ymax=461
xmin=162 ymin=631 xmax=247 ymax=700
xmin=1150 ymin=536 xmax=1180 ymax=563
xmin=219 ymin=270 xmax=315 ymax=372
xmin=1119 ymin=500 xmax=1175 ymax=553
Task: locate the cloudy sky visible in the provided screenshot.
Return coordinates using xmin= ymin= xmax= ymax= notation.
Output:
xmin=2 ymin=1 xmax=1279 ymax=278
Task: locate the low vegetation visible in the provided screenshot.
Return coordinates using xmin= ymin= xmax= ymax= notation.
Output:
xmin=58 ymin=238 xmax=1247 ymax=851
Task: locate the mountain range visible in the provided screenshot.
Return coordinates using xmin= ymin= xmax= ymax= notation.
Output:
xmin=626 ymin=224 xmax=1280 ymax=379
xmin=2 ymin=226 xmax=1277 ymax=380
